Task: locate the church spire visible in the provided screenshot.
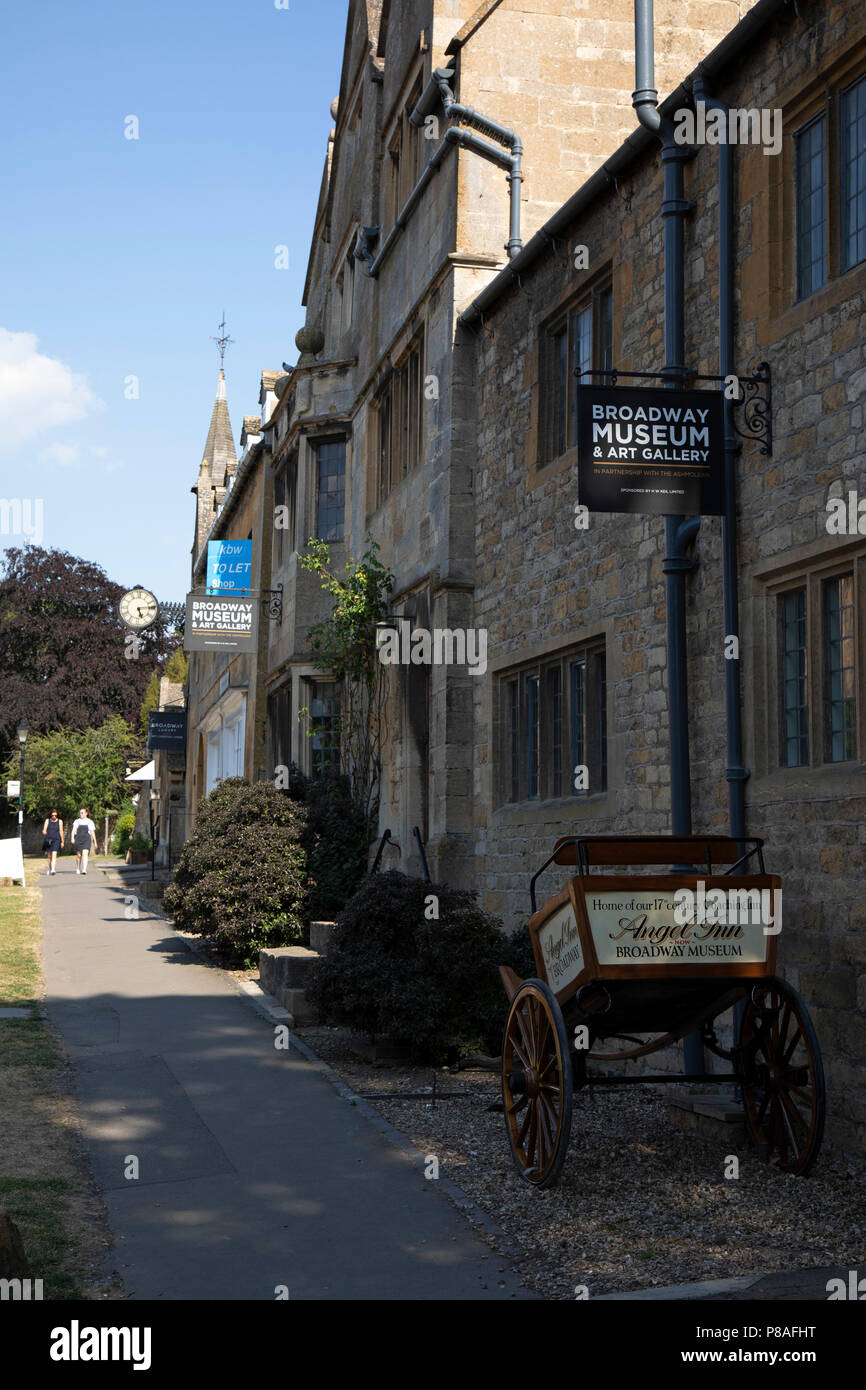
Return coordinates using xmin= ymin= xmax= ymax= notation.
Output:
xmin=192 ymin=320 xmax=238 ymax=565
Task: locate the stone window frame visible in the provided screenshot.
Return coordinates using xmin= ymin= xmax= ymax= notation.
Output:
xmin=272 ymin=450 xmax=298 ymax=572
xmin=381 ymin=67 xmax=425 ymax=233
xmin=525 ymin=262 xmax=614 ymax=490
xmin=266 ymin=681 xmax=292 ymax=781
xmin=331 ymin=226 xmax=358 ymax=344
xmin=768 ymin=31 xmax=866 ymax=334
xmin=495 ymin=639 xmax=607 ymax=809
xmin=372 ymin=327 xmax=425 ymax=506
xmin=296 ymin=671 xmax=341 ymax=781
xmin=754 ymin=541 xmax=866 ymax=778
xmin=313 ymin=435 xmax=347 ymax=544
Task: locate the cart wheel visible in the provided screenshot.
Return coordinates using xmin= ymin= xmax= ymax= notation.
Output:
xmin=502 ymin=978 xmax=572 ymax=1188
xmin=740 ymin=976 xmax=825 ymax=1176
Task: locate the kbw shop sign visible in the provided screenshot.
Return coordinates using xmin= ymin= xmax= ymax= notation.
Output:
xmin=577 ymin=384 xmax=724 ymax=516
xmin=207 ymin=539 xmax=252 ymax=592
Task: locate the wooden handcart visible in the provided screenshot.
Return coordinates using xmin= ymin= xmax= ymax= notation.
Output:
xmin=499 ymin=835 xmax=825 ymax=1187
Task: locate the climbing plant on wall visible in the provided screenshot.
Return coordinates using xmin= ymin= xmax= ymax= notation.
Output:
xmin=298 ymin=539 xmax=395 ymax=831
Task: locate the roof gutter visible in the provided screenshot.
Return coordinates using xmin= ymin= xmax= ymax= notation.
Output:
xmin=457 ymin=0 xmax=792 ymax=327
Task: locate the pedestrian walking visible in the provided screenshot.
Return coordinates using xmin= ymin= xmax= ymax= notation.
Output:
xmin=71 ymin=807 xmax=97 ymax=874
xmin=41 ymin=809 xmax=64 ymax=874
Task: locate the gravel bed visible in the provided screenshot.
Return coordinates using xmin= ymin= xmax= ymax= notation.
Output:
xmin=298 ymin=1025 xmax=865 ymax=1301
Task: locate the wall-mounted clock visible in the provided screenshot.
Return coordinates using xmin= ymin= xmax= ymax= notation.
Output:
xmin=119 ymin=586 xmax=159 ymax=631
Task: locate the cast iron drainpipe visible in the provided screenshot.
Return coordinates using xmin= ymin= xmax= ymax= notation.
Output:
xmin=692 ymin=72 xmax=750 ymax=1062
xmin=691 ymin=73 xmax=749 ymax=848
xmin=410 ymin=66 xmax=524 ymax=259
xmin=634 ymin=0 xmax=703 ymax=1073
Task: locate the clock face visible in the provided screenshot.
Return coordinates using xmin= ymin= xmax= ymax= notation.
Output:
xmin=120 ymin=587 xmax=159 ymax=631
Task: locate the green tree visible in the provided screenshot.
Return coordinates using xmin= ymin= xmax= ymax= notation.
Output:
xmin=164 ymin=647 xmax=188 ymax=684
xmin=4 ymin=716 xmax=136 ymax=828
xmin=0 ymin=546 xmax=177 ymax=759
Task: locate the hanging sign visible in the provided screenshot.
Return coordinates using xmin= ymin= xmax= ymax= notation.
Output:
xmin=184 ymin=594 xmax=256 ymax=653
xmin=6 ymin=781 xmax=20 ymax=798
xmin=206 ymin=539 xmax=252 ymax=593
xmin=147 ymin=711 xmax=188 ymax=752
xmin=577 ymin=384 xmax=725 ymax=516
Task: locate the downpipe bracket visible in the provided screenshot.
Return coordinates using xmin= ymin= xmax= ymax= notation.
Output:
xmin=662 ymin=552 xmax=698 ymax=575
xmin=725 ymin=765 xmax=751 ymax=783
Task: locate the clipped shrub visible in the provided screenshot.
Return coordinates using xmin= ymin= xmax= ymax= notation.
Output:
xmin=112 ymin=809 xmax=136 ymax=856
xmin=308 ymin=870 xmax=536 ymax=1060
xmin=300 ymin=773 xmax=371 ymax=921
xmin=163 ymin=778 xmax=308 ymax=963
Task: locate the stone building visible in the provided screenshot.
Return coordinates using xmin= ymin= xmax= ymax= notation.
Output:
xmin=459 ymin=0 xmax=866 ymax=1154
xmin=180 ymin=0 xmax=865 ymax=1155
xmin=261 ymin=0 xmax=749 ymax=882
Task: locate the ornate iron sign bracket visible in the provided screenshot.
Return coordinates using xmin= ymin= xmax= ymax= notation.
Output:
xmin=730 ymin=361 xmax=772 ymax=457
xmin=261 ymin=584 xmax=283 ymax=621
xmin=688 ymin=361 xmax=772 ymax=456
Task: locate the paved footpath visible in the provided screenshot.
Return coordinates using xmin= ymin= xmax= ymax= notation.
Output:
xmin=40 ymin=864 xmax=530 ymax=1301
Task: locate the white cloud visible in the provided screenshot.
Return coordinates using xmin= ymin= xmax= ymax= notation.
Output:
xmin=0 ymin=328 xmax=104 ymax=451
xmin=38 ymin=442 xmax=125 ymax=474
xmin=40 ymin=442 xmax=81 ymax=468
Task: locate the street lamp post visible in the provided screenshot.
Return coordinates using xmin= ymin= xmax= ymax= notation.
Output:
xmin=16 ymin=718 xmax=29 ymax=839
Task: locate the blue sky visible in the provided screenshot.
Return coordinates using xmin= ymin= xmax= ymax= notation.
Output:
xmin=0 ymin=0 xmax=348 ymax=602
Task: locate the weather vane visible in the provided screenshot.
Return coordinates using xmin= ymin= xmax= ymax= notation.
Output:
xmin=211 ymin=313 xmax=234 ymax=369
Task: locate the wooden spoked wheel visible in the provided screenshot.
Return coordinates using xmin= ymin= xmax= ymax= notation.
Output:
xmin=740 ymin=977 xmax=825 ymax=1176
xmin=502 ymin=978 xmax=572 ymax=1188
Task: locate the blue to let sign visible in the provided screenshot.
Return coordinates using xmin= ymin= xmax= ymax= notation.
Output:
xmin=207 ymin=539 xmax=252 ymax=592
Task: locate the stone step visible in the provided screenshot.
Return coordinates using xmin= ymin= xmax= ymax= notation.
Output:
xmin=281 ymin=988 xmax=317 ymax=1025
xmin=309 ymin=920 xmax=336 ymax=955
xmin=259 ymin=946 xmax=319 ymax=995
xmin=668 ymin=1090 xmax=748 ymax=1143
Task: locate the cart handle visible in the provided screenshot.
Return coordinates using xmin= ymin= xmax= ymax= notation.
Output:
xmin=530 ymin=839 xmax=582 ymax=913
xmin=529 ymin=835 xmax=766 ymax=912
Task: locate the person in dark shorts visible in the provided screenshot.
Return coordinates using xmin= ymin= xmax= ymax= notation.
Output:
xmin=71 ymin=807 xmax=97 ymax=874
xmin=42 ymin=809 xmax=64 ymax=874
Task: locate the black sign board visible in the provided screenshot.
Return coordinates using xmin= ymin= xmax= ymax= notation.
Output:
xmin=147 ymin=711 xmax=187 ymax=752
xmin=577 ymin=384 xmax=725 ymax=516
xmin=184 ymin=594 xmax=256 ymax=653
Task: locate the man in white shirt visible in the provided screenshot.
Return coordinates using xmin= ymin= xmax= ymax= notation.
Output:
xmin=71 ymin=808 xmax=97 ymax=875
